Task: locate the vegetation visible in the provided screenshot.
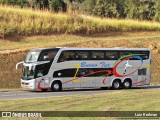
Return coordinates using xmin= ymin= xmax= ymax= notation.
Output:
xmin=1 ymin=0 xmax=160 ymax=21
xmin=0 ymin=89 xmax=160 ymax=114
xmin=1 ymin=89 xmax=160 ymax=120
xmin=1 ymin=5 xmax=160 ymax=38
xmin=0 ymin=32 xmax=160 ymax=88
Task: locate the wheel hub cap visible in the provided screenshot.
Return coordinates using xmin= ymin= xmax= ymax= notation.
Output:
xmin=54 ymin=84 xmax=59 ymax=90
xmin=114 ymin=82 xmax=119 ymax=88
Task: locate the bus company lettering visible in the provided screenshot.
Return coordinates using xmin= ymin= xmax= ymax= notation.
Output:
xmin=81 ymin=62 xmax=110 ymax=68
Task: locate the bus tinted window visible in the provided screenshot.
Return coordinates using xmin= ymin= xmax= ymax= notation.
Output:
xmin=53 ymin=69 xmax=76 ymax=77
xmin=58 ymin=50 xmax=150 ymax=62
xmin=105 ymin=51 xmax=119 ymax=60
xmin=58 ymin=50 xmax=90 ymax=62
xmin=140 ymin=51 xmax=149 ymax=60
xmin=119 ymin=51 xmax=133 ymax=57
xmin=138 ymin=68 xmax=147 ymax=75
xmin=75 ymin=51 xmax=89 ymax=60
xmin=77 ymin=69 xmax=88 ymax=77
xmin=132 ymin=51 xmax=150 ymax=60
xmin=39 ymin=51 xmax=57 ymax=61
xmin=58 ymin=51 xmax=75 ymax=62
xmin=90 ymin=51 xmax=105 ymax=60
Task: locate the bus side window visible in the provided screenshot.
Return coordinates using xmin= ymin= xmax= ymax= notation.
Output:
xmin=58 ymin=51 xmax=75 ymax=62
xmin=119 ymin=51 xmax=132 ymax=57
xmin=91 ymin=51 xmax=105 ymax=60
xmin=131 ymin=51 xmax=140 ymax=60
xmin=77 ymin=69 xmax=88 ymax=77
xmin=39 ymin=52 xmax=49 ymax=61
xmin=39 ymin=51 xmax=56 ymax=61
xmin=106 ymin=51 xmax=118 ymax=60
xmin=140 ymin=51 xmax=149 ymax=60
xmin=74 ymin=51 xmax=89 ymax=60
xmin=132 ymin=51 xmax=149 ymax=60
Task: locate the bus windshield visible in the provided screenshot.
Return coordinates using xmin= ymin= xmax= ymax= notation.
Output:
xmin=25 ymin=50 xmax=58 ymax=63
xmin=22 ymin=66 xmax=35 ymax=80
xmin=25 ymin=52 xmax=40 ymax=63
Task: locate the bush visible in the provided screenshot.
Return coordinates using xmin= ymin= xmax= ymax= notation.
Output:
xmin=49 ymin=0 xmax=66 ymax=12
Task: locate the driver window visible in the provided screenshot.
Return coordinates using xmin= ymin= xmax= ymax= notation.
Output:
xmin=37 ymin=70 xmax=43 ymax=77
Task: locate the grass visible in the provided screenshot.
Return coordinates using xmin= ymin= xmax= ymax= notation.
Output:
xmin=0 ymin=32 xmax=160 ymax=88
xmin=1 ymin=5 xmax=160 ymax=38
xmin=0 ymin=89 xmax=160 ymax=120
xmin=2 ymin=89 xmax=160 ymax=111
xmin=0 ymin=32 xmax=160 ymax=52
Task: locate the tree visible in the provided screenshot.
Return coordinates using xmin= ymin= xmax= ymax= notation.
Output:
xmin=138 ymin=0 xmax=155 ymax=20
xmin=36 ymin=0 xmax=49 ymax=10
xmin=16 ymin=0 xmax=28 ymax=8
xmin=81 ymin=0 xmax=96 ymax=14
xmin=64 ymin=0 xmax=84 ymax=12
xmin=155 ymin=0 xmax=160 ymax=21
xmin=124 ymin=0 xmax=156 ymax=20
xmin=28 ymin=0 xmax=37 ymax=9
xmin=124 ymin=0 xmax=141 ymax=19
xmin=93 ymin=0 xmax=120 ymax=18
xmin=49 ymin=0 xmax=67 ymax=12
xmin=0 ymin=0 xmax=28 ymax=7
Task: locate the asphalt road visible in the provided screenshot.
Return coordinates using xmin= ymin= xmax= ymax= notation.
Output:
xmin=0 ymin=85 xmax=160 ymax=100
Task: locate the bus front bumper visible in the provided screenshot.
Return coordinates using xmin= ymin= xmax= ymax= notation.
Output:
xmin=21 ymin=79 xmax=36 ymax=90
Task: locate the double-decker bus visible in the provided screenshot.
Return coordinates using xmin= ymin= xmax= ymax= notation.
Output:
xmin=16 ymin=47 xmax=151 ymax=91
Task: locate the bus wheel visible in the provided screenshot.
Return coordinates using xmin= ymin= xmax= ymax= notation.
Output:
xmin=112 ymin=80 xmax=121 ymax=90
xmin=41 ymin=89 xmax=48 ymax=92
xmin=51 ymin=81 xmax=62 ymax=92
xmin=123 ymin=79 xmax=132 ymax=89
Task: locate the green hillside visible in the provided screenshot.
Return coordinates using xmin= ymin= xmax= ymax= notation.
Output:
xmin=1 ymin=5 xmax=160 ymax=38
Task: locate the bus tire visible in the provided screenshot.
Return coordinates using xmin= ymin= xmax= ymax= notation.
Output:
xmin=41 ymin=89 xmax=48 ymax=92
xmin=51 ymin=81 xmax=62 ymax=92
xmin=112 ymin=80 xmax=121 ymax=90
xmin=123 ymin=79 xmax=132 ymax=89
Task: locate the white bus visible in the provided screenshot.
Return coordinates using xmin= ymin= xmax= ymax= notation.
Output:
xmin=16 ymin=47 xmax=151 ymax=91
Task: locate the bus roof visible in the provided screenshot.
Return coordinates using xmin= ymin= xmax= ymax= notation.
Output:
xmin=31 ymin=47 xmax=150 ymax=51
xmin=30 ymin=48 xmax=60 ymax=52
xmin=59 ymin=47 xmax=150 ymax=51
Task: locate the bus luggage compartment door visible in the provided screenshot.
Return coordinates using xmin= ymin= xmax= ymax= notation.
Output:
xmin=80 ymin=77 xmax=96 ymax=88
xmin=63 ymin=77 xmax=81 ymax=88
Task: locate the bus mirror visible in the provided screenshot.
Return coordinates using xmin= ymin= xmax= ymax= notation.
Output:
xmin=16 ymin=61 xmax=24 ymax=70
